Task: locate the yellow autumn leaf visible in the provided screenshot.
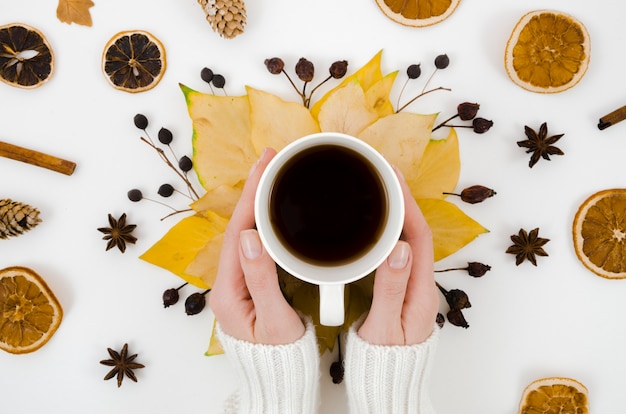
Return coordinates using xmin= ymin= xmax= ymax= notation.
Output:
xmin=417 ymin=198 xmax=489 ymax=261
xmin=140 ymin=212 xmax=228 ymax=288
xmin=56 ymin=0 xmax=94 ymax=27
xmin=191 ymin=182 xmax=244 ymax=219
xmin=206 ymin=318 xmax=224 ymax=356
xmin=317 ymin=80 xmax=379 ymax=136
xmin=410 ymin=128 xmax=460 ymax=199
xmin=247 ymin=86 xmax=320 ymax=154
xmin=365 ymin=71 xmax=398 ymax=118
xmin=184 ymin=233 xmax=224 ymax=288
xmin=310 ymin=50 xmax=384 ymax=118
xmin=358 ymin=112 xmax=436 ymax=184
xmin=182 ymin=84 xmax=257 ymax=191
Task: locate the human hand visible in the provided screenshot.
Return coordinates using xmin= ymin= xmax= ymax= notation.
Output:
xmin=357 ymin=168 xmax=439 ymax=346
xmin=209 ymin=148 xmax=306 ymax=345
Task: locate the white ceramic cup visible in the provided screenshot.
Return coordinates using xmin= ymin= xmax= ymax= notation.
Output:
xmin=254 ymin=132 xmax=405 ymax=326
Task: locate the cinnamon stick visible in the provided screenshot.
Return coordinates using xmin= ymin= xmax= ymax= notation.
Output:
xmin=598 ymin=105 xmax=626 ymax=130
xmin=0 ymin=141 xmax=76 ymax=176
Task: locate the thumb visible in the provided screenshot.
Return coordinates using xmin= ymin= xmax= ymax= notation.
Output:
xmin=369 ymin=241 xmax=412 ymax=321
xmin=239 ymin=229 xmax=292 ymax=317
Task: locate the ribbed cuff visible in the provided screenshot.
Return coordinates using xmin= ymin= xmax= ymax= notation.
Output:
xmin=217 ymin=319 xmax=320 ymax=414
xmin=344 ymin=323 xmax=440 ymax=414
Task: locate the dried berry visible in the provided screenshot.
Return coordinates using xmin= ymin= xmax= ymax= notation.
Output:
xmin=329 ymin=60 xmax=348 ymax=79
xmin=178 ymin=156 xmax=193 ymax=172
xmin=295 ymin=58 xmax=314 ymax=82
xmin=457 ymin=102 xmax=480 ymax=121
xmin=466 ymin=262 xmax=491 ymax=277
xmin=406 ymin=64 xmax=421 ymax=79
xmin=133 ymin=114 xmax=148 ymax=130
xmin=330 ymin=361 xmax=344 ymax=384
xmin=162 ymin=282 xmax=187 ymax=308
xmin=211 ymin=74 xmax=226 ymax=89
xmin=158 ymin=127 xmax=173 ymax=145
xmin=200 ymin=67 xmax=214 ymax=83
xmin=472 ymin=117 xmax=493 ymax=134
xmin=158 ymin=184 xmax=175 ymax=198
xmin=264 ymin=57 xmax=285 ymax=74
xmin=444 ymin=185 xmax=496 ymax=204
xmin=434 ymin=54 xmax=450 ymax=69
xmin=437 ymin=282 xmax=471 ymax=310
xmin=127 ymin=189 xmax=143 ymax=202
xmin=436 ymin=313 xmax=445 ymax=328
xmin=185 ymin=290 xmax=210 ymax=315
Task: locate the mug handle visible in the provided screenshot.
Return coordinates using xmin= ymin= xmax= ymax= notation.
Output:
xmin=319 ymin=284 xmax=345 ymax=326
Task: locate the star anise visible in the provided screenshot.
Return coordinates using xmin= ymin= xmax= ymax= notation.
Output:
xmin=506 ymin=228 xmax=550 ymax=266
xmin=100 ymin=343 xmax=145 ymax=387
xmin=97 ymin=213 xmax=137 ymax=253
xmin=517 ymin=122 xmax=564 ymax=168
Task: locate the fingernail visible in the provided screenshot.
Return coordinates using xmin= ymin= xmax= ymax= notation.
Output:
xmin=387 ymin=242 xmax=410 ymax=269
xmin=241 ymin=230 xmax=263 ymax=259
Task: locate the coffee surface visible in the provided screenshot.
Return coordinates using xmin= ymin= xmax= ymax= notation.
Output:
xmin=269 ymin=145 xmax=387 ymax=265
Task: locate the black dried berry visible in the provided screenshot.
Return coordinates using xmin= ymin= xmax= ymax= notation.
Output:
xmin=264 ymin=57 xmax=285 ymax=74
xmin=407 ymin=64 xmax=421 ymax=79
xmin=185 ymin=290 xmax=210 ymax=315
xmin=329 ymin=60 xmax=348 ymax=79
xmin=472 ymin=117 xmax=493 ymax=134
xmin=178 ymin=156 xmax=193 ymax=172
xmin=158 ymin=184 xmax=175 ymax=198
xmin=201 ymin=67 xmax=214 ymax=83
xmin=434 ymin=54 xmax=450 ymax=69
xmin=127 ymin=189 xmax=143 ymax=202
xmin=295 ymin=58 xmax=314 ymax=82
xmin=163 ymin=282 xmax=187 ymax=308
xmin=133 ymin=114 xmax=148 ymax=130
xmin=211 ymin=74 xmax=226 ymax=89
xmin=457 ymin=102 xmax=480 ymax=121
xmin=158 ymin=127 xmax=173 ymax=145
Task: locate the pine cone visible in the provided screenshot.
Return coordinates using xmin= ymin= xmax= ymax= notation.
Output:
xmin=198 ymin=0 xmax=246 ymax=39
xmin=0 ymin=199 xmax=42 ymax=239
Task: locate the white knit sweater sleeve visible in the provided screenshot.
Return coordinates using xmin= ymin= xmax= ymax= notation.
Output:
xmin=344 ymin=323 xmax=440 ymax=414
xmin=216 ymin=319 xmax=320 ymax=414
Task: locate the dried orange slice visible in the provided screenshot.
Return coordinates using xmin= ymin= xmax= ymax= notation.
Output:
xmin=0 ymin=266 xmax=63 ymax=354
xmin=374 ymin=0 xmax=461 ymax=27
xmin=505 ymin=10 xmax=590 ymax=93
xmin=573 ymin=189 xmax=626 ymax=279
xmin=102 ymin=30 xmax=166 ymax=93
xmin=0 ymin=23 xmax=54 ymax=89
xmin=519 ymin=377 xmax=588 ymax=414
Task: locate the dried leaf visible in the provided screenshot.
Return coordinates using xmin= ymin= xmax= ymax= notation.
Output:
xmin=191 ymin=182 xmax=244 ymax=219
xmin=139 ymin=212 xmax=228 ymax=288
xmin=358 ymin=112 xmax=435 ymax=185
xmin=410 ymin=128 xmax=460 ymax=199
xmin=247 ymin=86 xmax=320 ymax=154
xmin=317 ymin=80 xmax=378 ymax=136
xmin=365 ymin=71 xmax=398 ymax=117
xmin=417 ymin=198 xmax=489 ymax=261
xmin=182 ymin=84 xmax=257 ymax=191
xmin=56 ymin=0 xmax=94 ymax=27
xmin=205 ymin=319 xmax=224 ymax=356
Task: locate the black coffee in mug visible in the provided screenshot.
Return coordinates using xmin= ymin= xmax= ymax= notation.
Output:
xmin=269 ymin=144 xmax=388 ymax=266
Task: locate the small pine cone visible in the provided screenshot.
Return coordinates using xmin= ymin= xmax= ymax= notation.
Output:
xmin=198 ymin=0 xmax=246 ymax=39
xmin=0 ymin=199 xmax=42 ymax=239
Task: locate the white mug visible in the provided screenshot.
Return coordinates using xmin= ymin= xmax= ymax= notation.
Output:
xmin=254 ymin=132 xmax=405 ymax=326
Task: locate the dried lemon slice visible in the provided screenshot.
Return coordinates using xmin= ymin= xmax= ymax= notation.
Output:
xmin=374 ymin=0 xmax=461 ymax=27
xmin=0 ymin=266 xmax=63 ymax=354
xmin=519 ymin=377 xmax=588 ymax=414
xmin=505 ymin=10 xmax=590 ymax=93
xmin=102 ymin=30 xmax=166 ymax=93
xmin=573 ymin=189 xmax=626 ymax=279
xmin=0 ymin=23 xmax=54 ymax=89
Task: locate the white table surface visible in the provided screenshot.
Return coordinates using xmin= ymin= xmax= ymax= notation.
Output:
xmin=2 ymin=0 xmax=625 ymax=412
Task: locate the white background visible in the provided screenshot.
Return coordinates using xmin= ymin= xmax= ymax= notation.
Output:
xmin=1 ymin=0 xmax=625 ymax=412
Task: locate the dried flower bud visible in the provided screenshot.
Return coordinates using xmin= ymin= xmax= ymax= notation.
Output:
xmin=447 ymin=308 xmax=469 ymax=328
xmin=467 ymin=262 xmax=491 ymax=277
xmin=460 ymin=185 xmax=496 ymax=204
xmin=434 ymin=54 xmax=450 ymax=69
xmin=295 ymin=58 xmax=314 ymax=82
xmin=457 ymin=102 xmax=480 ymax=121
xmin=330 ymin=361 xmax=344 ymax=384
xmin=436 ymin=312 xmax=445 ymax=328
xmin=407 ymin=64 xmax=421 ymax=79
xmin=162 ymin=288 xmax=180 ymax=308
xmin=329 ymin=60 xmax=348 ymax=79
xmin=264 ymin=57 xmax=284 ymax=75
xmin=472 ymin=117 xmax=493 ymax=134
